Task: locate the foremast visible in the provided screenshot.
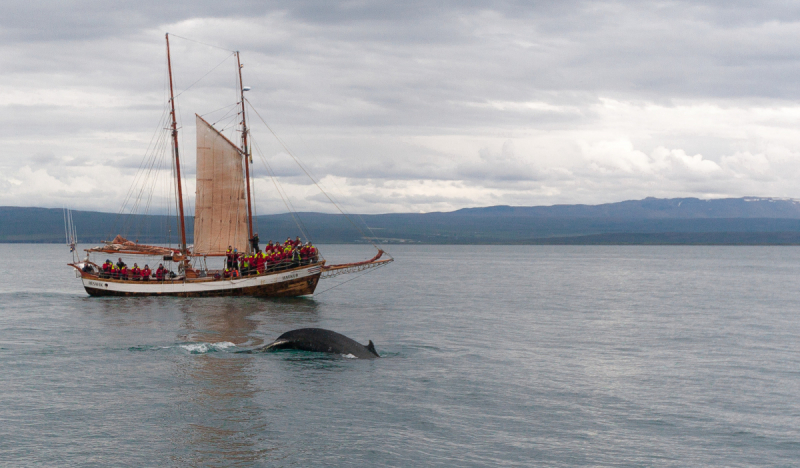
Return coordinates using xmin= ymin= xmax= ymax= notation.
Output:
xmin=166 ymin=33 xmax=189 ymax=259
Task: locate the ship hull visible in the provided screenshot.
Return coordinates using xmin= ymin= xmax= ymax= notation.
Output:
xmin=79 ymin=264 xmax=322 ymax=298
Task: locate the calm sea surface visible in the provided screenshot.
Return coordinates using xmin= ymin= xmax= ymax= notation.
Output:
xmin=1 ymin=244 xmax=799 ymax=466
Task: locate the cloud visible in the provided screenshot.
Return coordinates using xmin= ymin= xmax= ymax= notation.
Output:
xmin=3 ymin=2 xmax=800 ymax=214
xmin=581 ymin=140 xmax=722 ymax=178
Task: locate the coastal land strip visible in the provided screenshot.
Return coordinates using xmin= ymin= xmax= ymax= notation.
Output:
xmin=6 ymin=197 xmax=800 ymax=245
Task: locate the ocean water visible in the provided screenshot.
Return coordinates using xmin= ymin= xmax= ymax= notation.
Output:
xmin=1 ymin=244 xmax=799 ymax=466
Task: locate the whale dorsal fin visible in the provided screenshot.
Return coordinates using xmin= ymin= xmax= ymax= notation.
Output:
xmin=366 ymin=340 xmax=380 ymax=357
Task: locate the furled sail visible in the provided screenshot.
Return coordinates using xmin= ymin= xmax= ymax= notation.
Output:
xmin=193 ymin=115 xmax=248 ymax=256
xmin=86 ymin=235 xmax=178 ymax=256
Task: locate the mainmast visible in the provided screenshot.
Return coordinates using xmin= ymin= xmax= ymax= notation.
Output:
xmin=166 ymin=33 xmax=188 ymax=257
xmin=237 ymin=51 xmax=255 ymax=250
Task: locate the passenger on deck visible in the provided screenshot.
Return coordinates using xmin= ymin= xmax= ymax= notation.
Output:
xmin=142 ymin=265 xmax=152 ymax=280
xmin=248 ymin=253 xmax=256 ymax=274
xmin=226 ymin=246 xmax=234 ymax=269
xmin=223 ymin=268 xmax=231 ymax=278
xmin=110 ymin=263 xmax=119 ymax=279
xmin=232 ymin=248 xmax=240 ymax=272
xmin=131 ymin=263 xmax=141 ymax=280
xmin=102 ymin=260 xmax=112 ymax=277
xmin=289 ymin=247 xmax=298 ymax=267
xmin=308 ymin=243 xmax=318 ymax=262
xmin=294 ymin=236 xmax=302 ymax=247
xmin=256 ymin=250 xmax=266 ymax=274
xmin=266 ymin=240 xmax=274 ymax=253
xmin=299 ymin=243 xmax=309 ymax=264
xmin=116 ymin=258 xmax=126 ymax=270
xmin=241 ymin=256 xmax=251 ymax=276
xmin=120 ymin=264 xmax=129 ymax=280
xmin=250 ymin=233 xmax=260 ymax=253
xmin=155 ymin=264 xmax=166 ymax=281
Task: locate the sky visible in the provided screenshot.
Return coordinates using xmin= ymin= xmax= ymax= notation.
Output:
xmin=3 ymin=1 xmax=800 ymax=214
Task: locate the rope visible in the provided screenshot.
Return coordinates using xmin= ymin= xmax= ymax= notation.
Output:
xmin=168 ymin=34 xmax=236 ymax=53
xmin=174 ymin=52 xmax=236 ymax=99
xmin=250 ymin=143 xmax=259 ymax=237
xmin=255 ymin=124 xmax=385 ymax=249
xmin=201 ymin=101 xmax=240 ymax=120
xmin=112 ymin=105 xmax=172 ymax=241
xmin=246 ymin=113 xmax=386 ymax=249
xmin=245 ymin=99 xmax=384 ymax=251
xmin=313 ymin=261 xmax=390 ymax=296
xmin=250 ymin=135 xmax=312 ymax=243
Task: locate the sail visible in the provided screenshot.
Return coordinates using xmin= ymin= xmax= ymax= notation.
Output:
xmin=193 ymin=115 xmax=249 ymax=256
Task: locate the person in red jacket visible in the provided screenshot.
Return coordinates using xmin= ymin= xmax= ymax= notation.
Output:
xmin=308 ymin=244 xmax=318 ymax=262
xmin=102 ymin=260 xmax=112 ymax=277
xmin=299 ymin=244 xmax=309 ymax=262
xmin=131 ymin=263 xmax=141 ymax=280
xmin=142 ymin=265 xmax=152 ymax=280
xmin=255 ymin=251 xmax=264 ymax=274
xmin=155 ymin=264 xmax=166 ymax=281
xmin=120 ymin=265 xmax=129 ymax=280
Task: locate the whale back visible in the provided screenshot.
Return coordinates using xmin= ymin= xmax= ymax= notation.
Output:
xmin=262 ymin=328 xmax=379 ymax=359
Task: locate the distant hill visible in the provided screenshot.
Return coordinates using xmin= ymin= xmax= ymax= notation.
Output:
xmin=4 ymin=197 xmax=800 ymax=245
xmin=451 ymin=197 xmax=800 ymax=218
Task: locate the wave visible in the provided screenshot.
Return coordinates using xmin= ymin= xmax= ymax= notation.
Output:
xmin=179 ymin=342 xmax=237 ymax=354
xmin=128 ymin=342 xmax=238 ymax=354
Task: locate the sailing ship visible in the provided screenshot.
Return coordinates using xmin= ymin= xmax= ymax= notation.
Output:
xmin=68 ymin=34 xmax=392 ymax=297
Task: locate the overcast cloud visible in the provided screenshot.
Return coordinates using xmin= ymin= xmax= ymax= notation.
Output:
xmin=3 ymin=1 xmax=800 ymax=214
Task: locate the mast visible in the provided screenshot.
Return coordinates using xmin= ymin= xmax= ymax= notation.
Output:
xmin=237 ymin=51 xmax=255 ymax=249
xmin=166 ymin=33 xmax=188 ymax=256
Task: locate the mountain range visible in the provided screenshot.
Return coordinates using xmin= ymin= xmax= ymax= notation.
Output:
xmin=5 ymin=197 xmax=800 ymax=245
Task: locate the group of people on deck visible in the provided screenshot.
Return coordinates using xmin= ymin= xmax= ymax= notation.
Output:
xmin=93 ymin=236 xmax=317 ymax=281
xmin=100 ymin=258 xmax=171 ymax=281
xmin=223 ymin=237 xmax=318 ymax=278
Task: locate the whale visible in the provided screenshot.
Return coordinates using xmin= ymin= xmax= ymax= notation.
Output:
xmin=256 ymin=328 xmax=380 ymax=359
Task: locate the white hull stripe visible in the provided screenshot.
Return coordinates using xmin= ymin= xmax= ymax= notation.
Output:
xmin=83 ymin=267 xmax=316 ymax=294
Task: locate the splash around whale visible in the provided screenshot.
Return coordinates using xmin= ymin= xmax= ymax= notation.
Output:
xmin=255 ymin=328 xmax=380 ymax=359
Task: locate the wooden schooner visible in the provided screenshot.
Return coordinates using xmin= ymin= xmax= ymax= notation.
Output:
xmin=68 ymin=34 xmax=392 ymax=297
